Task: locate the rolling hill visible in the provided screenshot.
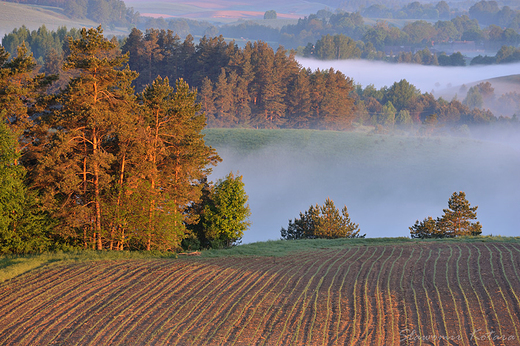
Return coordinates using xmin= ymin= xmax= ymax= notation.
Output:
xmin=0 ymin=1 xmax=128 ymax=41
xmin=1 ymin=238 xmax=519 ymax=345
xmin=204 ymin=128 xmax=520 ymax=243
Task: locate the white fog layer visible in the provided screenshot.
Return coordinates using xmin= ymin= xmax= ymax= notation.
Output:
xmin=297 ymin=58 xmax=520 ymax=95
xmin=208 ymin=133 xmax=520 ymax=244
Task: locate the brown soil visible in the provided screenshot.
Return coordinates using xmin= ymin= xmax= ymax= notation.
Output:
xmin=0 ymin=242 xmax=519 ymax=345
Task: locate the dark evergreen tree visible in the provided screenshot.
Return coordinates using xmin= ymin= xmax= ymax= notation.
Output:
xmin=281 ymin=198 xmax=364 ymax=240
xmin=0 ymin=118 xmax=52 ymax=254
xmin=438 ymin=192 xmax=482 ymax=237
xmin=410 ymin=191 xmax=482 ymax=239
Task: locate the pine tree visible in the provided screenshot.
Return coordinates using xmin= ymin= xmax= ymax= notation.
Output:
xmin=409 ymin=191 xmax=482 ymax=238
xmin=438 ymin=191 xmax=482 ymax=237
xmin=0 ymin=118 xmax=51 ymax=254
xmin=409 ymin=216 xmax=442 ymax=239
xmin=281 ymin=198 xmax=364 ymax=240
xmin=138 ymin=77 xmax=221 ymax=250
xmin=314 ymin=198 xmax=361 ymax=238
xmin=37 ymin=26 xmax=138 ymax=250
xmin=0 ymin=43 xmax=54 ymax=141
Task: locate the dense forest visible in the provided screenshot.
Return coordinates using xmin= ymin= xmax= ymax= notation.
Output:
xmin=1 ymin=0 xmax=520 ymax=254
xmin=2 ymin=25 xmax=519 ymax=130
xmin=0 ymin=27 xmax=255 ymax=254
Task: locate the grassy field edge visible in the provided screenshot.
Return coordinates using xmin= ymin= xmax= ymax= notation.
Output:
xmin=2 ymin=236 xmax=519 ymax=283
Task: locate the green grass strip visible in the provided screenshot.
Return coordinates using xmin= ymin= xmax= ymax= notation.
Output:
xmin=304 ymin=248 xmax=355 ymax=345
xmin=90 ymin=262 xmax=208 ymax=346
xmin=464 ymin=244 xmax=493 ymax=346
xmin=27 ymin=262 xmax=158 ymax=346
xmin=230 ymin=254 xmax=318 ymax=345
xmin=421 ymin=249 xmax=436 ymax=346
xmin=70 ymin=261 xmax=179 ymax=345
xmin=136 ymin=264 xmax=238 ymax=345
xmin=5 ymin=261 xmax=139 ymax=345
xmin=387 ymin=247 xmax=403 ymax=344
xmin=362 ymin=247 xmax=387 ymax=346
xmin=320 ymin=247 xmax=359 ymax=346
xmin=411 ymin=248 xmax=424 ymax=346
xmin=286 ymin=250 xmax=348 ymax=345
xmin=257 ymin=251 xmax=332 ymax=346
xmin=162 ymin=259 xmax=270 ymax=344
xmin=399 ymin=248 xmax=416 ymax=346
xmin=433 ymin=248 xmax=448 ymax=346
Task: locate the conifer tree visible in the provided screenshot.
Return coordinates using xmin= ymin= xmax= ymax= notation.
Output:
xmin=0 ymin=43 xmax=54 ymax=142
xmin=438 ymin=191 xmax=482 ymax=237
xmin=138 ymin=77 xmax=220 ymax=250
xmin=281 ymin=198 xmax=364 ymax=240
xmin=37 ymin=26 xmax=138 ymax=250
xmin=314 ymin=198 xmax=361 ymax=238
xmin=410 ymin=191 xmax=482 ymax=238
xmin=0 ymin=117 xmax=51 ymax=254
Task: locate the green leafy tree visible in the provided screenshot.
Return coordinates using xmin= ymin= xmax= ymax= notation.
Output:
xmin=0 ymin=118 xmax=52 ymax=254
xmin=281 ymin=198 xmax=364 ymax=240
xmin=464 ymin=86 xmax=484 ymax=109
xmin=202 ymin=172 xmax=251 ymax=247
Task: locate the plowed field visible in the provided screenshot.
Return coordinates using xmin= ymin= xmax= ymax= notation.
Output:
xmin=1 ymin=242 xmax=520 ymax=345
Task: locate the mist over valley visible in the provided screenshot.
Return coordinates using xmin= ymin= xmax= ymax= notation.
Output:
xmin=206 ymin=129 xmax=520 ymax=243
xmin=298 ymin=58 xmax=520 ymax=99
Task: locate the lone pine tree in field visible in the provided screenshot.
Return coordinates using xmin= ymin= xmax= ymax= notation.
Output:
xmin=410 ymin=191 xmax=482 ymax=238
xmin=281 ymin=198 xmax=364 ymax=240
xmin=438 ymin=191 xmax=482 ymax=237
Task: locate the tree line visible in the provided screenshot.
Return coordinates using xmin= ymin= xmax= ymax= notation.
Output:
xmin=120 ymin=29 xmax=358 ymax=130
xmin=4 ymin=25 xmax=520 ymax=129
xmin=0 ymin=27 xmax=251 ymax=255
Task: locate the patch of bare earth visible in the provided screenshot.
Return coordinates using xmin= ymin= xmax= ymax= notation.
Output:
xmin=0 ymin=242 xmax=519 ymax=345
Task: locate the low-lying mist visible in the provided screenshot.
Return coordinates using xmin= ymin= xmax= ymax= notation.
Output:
xmin=298 ymin=58 xmax=520 ymax=96
xmin=208 ymin=131 xmax=520 ymax=244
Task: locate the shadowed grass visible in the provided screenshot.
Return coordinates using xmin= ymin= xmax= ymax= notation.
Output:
xmin=0 ymin=250 xmax=177 ymax=283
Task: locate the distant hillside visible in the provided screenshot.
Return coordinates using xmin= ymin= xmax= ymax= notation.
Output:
xmin=0 ymin=2 xmax=128 ymax=40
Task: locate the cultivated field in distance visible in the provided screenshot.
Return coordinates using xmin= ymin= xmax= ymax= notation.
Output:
xmin=1 ymin=239 xmax=519 ymax=345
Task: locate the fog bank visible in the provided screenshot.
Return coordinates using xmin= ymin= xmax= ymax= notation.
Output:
xmin=209 ymin=133 xmax=520 ymax=244
xmin=298 ymin=58 xmax=520 ymax=95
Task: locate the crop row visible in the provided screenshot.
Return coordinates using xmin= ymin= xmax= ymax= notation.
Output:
xmin=1 ymin=243 xmax=520 ymax=345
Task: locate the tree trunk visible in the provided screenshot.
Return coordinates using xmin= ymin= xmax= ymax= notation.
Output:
xmin=93 ymin=129 xmax=103 ymax=250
